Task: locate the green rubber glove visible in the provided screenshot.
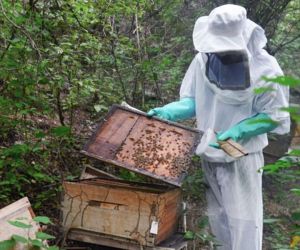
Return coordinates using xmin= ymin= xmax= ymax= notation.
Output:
xmin=210 ymin=113 xmax=278 ymax=148
xmin=147 ymin=98 xmax=196 ymax=121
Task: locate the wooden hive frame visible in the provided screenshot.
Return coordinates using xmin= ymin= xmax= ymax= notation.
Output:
xmin=81 ymin=105 xmax=201 ymax=187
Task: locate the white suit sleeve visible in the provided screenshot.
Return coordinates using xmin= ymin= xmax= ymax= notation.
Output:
xmin=253 ymin=53 xmax=290 ymax=135
xmin=179 ymin=57 xmax=198 ymax=99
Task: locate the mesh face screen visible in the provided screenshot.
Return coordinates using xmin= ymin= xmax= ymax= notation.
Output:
xmin=206 ymin=51 xmax=250 ymax=90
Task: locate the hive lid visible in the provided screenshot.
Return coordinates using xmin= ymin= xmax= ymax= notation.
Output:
xmin=81 ymin=105 xmax=202 ymax=187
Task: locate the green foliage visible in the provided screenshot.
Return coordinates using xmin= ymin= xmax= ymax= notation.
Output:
xmin=273 ymin=0 xmax=300 ymax=77
xmin=35 ymin=232 xmax=55 ymax=241
xmin=12 ymin=235 xmax=28 ymax=244
xmin=117 ymin=169 xmax=147 ymax=182
xmin=50 ymin=126 xmax=71 ymax=138
xmin=0 ymin=0 xmax=202 ymax=210
xmin=184 ymin=216 xmax=217 ymax=247
xmin=0 ymin=141 xmax=60 ymax=205
xmin=0 ymin=0 xmax=298 ymax=248
xmin=182 ymin=164 xmax=205 ymax=200
xmin=261 ymin=76 xmax=300 ymax=247
xmin=33 ymin=216 xmax=53 ymax=225
xmin=8 ymin=220 xmax=32 ymax=229
xmin=262 ymin=76 xmax=300 ymax=87
xmin=184 ymin=231 xmax=195 ymax=240
xmin=0 ymin=239 xmax=16 ymax=250
xmin=254 ymin=86 xmax=275 ymax=94
xmin=0 ymin=217 xmax=57 ymax=250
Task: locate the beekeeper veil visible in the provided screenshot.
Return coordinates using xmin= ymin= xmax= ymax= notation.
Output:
xmin=192 ymin=4 xmax=268 ymax=103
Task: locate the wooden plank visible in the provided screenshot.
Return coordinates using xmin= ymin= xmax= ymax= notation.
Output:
xmin=218 ymin=139 xmax=248 ymax=158
xmin=67 ymin=178 xmax=170 ymax=195
xmin=155 ymin=190 xmax=182 ymax=244
xmin=63 ymin=182 xmax=157 ymax=211
xmin=80 ymin=165 xmax=120 ymax=180
xmin=67 ymin=229 xmax=187 ymax=250
xmin=0 ymin=197 xmax=31 ymax=222
xmin=85 ymin=108 xmax=139 ymax=159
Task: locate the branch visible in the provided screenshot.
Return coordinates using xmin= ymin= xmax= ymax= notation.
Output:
xmin=135 ymin=11 xmax=145 ymax=106
xmin=0 ymin=29 xmax=15 ymax=61
xmin=56 ymin=88 xmax=65 ymax=126
xmin=272 ymin=34 xmax=300 ymax=55
xmin=65 ymin=2 xmax=89 ymax=33
xmin=0 ymin=0 xmax=42 ymax=59
xmin=142 ymin=1 xmax=174 ymax=21
xmin=110 ymin=41 xmax=129 ymax=103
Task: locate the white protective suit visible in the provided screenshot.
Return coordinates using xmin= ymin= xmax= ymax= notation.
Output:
xmin=179 ymin=5 xmax=290 ymax=250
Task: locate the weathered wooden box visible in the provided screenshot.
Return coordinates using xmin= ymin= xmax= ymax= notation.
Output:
xmin=62 ymin=105 xmax=201 ymax=247
xmin=62 ymin=178 xmax=182 ymax=246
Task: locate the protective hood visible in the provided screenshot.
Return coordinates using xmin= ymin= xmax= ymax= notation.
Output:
xmin=193 ymin=4 xmax=267 ymax=55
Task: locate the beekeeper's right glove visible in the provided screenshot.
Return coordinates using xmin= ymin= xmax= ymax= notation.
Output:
xmin=147 ymin=97 xmax=195 ymax=121
xmin=209 ymin=113 xmax=278 ymax=148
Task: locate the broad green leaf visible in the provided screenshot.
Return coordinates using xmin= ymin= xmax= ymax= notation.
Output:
xmin=30 ymin=239 xmax=43 ymax=248
xmin=50 ymin=126 xmax=71 ymax=137
xmin=292 ymin=212 xmax=300 ymax=221
xmin=12 ymin=235 xmax=28 ymax=244
xmin=291 ymin=189 xmax=300 ymax=195
xmin=66 ymin=175 xmax=76 ymax=181
xmin=198 ymin=216 xmax=209 ymax=229
xmin=15 ymin=217 xmax=28 ymax=221
xmin=0 ymin=239 xmax=16 ymax=250
xmin=94 ymin=104 xmax=107 ymax=113
xmin=47 ymin=246 xmax=59 ymax=250
xmin=289 ymin=150 xmax=300 ymax=157
xmin=8 ymin=220 xmax=32 ymax=229
xmin=184 ymin=230 xmax=195 ymax=240
xmin=33 ymin=216 xmax=53 ymax=224
xmin=36 ymin=232 xmax=55 ymax=240
xmin=262 ymin=76 xmax=300 ymax=87
xmin=247 ymin=118 xmax=278 ymax=126
xmin=35 ymin=132 xmax=46 ymax=139
xmin=263 ymin=218 xmax=281 ymax=224
xmin=261 ymin=160 xmax=292 ymax=173
xmin=253 ymin=87 xmax=275 ymax=94
xmin=94 ymin=104 xmax=102 ymax=112
xmin=280 ymin=107 xmax=300 ymax=121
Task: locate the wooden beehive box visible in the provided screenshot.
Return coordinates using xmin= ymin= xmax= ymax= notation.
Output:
xmin=62 ymin=105 xmax=201 ymax=247
xmin=62 ymin=178 xmax=182 ymax=247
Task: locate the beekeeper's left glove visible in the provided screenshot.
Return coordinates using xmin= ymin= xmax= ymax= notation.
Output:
xmin=147 ymin=98 xmax=195 ymax=121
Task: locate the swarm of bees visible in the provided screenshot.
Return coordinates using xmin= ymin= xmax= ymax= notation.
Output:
xmin=116 ymin=122 xmax=194 ymax=179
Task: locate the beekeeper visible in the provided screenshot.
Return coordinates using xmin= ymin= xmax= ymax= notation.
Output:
xmin=148 ymin=4 xmax=290 ymax=250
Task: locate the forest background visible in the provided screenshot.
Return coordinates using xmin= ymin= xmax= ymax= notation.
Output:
xmin=0 ymin=0 xmax=299 ymax=249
